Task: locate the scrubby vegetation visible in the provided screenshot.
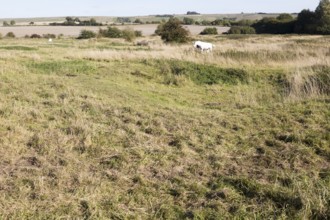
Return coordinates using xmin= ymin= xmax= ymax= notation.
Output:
xmin=155 ymin=18 xmax=190 ymax=43
xmin=200 ymin=27 xmax=218 ymax=35
xmin=0 ymin=35 xmax=329 ymax=219
xmin=228 ymin=26 xmax=256 ymax=34
xmin=50 ymin=17 xmax=103 ymax=26
xmin=78 ymin=30 xmax=97 ymax=39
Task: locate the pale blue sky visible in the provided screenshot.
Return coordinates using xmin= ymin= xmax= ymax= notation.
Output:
xmin=0 ymin=0 xmax=320 ymax=18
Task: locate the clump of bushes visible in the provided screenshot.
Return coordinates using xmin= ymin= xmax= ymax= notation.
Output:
xmin=77 ymin=30 xmax=97 ymax=39
xmin=155 ymin=18 xmax=190 ymax=43
xmin=97 ymin=27 xmax=143 ymax=41
xmin=228 ymin=26 xmax=256 ymax=34
xmin=5 ymin=32 xmax=15 ymax=38
xmin=43 ymin=33 xmax=56 ymax=39
xmin=200 ymin=27 xmax=218 ymax=35
xmin=30 ymin=34 xmax=42 ymax=38
xmin=122 ymin=28 xmax=136 ymax=42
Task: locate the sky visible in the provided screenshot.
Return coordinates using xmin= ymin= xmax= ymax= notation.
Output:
xmin=0 ymin=0 xmax=321 ymax=19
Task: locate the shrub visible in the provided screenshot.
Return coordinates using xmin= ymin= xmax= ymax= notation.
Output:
xmin=277 ymin=13 xmax=294 ymax=21
xmin=0 ymin=33 xmax=2 ymax=39
xmin=155 ymin=18 xmax=190 ymax=43
xmin=43 ymin=34 xmax=56 ymax=39
xmin=183 ymin=17 xmax=194 ymax=25
xmin=134 ymin=30 xmax=143 ymax=37
xmin=228 ymin=26 xmax=256 ymax=34
xmin=5 ymin=32 xmax=15 ymax=38
xmin=122 ymin=28 xmax=136 ymax=42
xmin=77 ymin=30 xmax=96 ymax=39
xmin=252 ymin=18 xmax=296 ymax=34
xmin=30 ymin=34 xmax=42 ymax=38
xmin=134 ymin=19 xmax=143 ymax=24
xmin=100 ymin=26 xmax=123 ymax=38
xmin=200 ymin=27 xmax=218 ymax=35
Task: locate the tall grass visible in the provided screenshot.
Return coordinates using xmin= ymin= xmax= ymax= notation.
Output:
xmin=0 ymin=35 xmax=329 ymax=219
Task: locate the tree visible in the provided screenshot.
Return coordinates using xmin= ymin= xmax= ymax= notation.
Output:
xmin=3 ymin=21 xmax=9 ymax=26
xmin=295 ymin=9 xmax=317 ymax=34
xmin=155 ymin=18 xmax=190 ymax=43
xmin=187 ymin=11 xmax=200 ymax=15
xmin=10 ymin=20 xmax=16 ymax=26
xmin=315 ymin=0 xmax=330 ymax=34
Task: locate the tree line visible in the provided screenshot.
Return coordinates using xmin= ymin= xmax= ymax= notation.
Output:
xmin=240 ymin=0 xmax=330 ymax=34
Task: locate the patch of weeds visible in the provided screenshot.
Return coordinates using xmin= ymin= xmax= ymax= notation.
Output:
xmin=27 ymin=60 xmax=97 ymax=76
xmin=0 ymin=46 xmax=37 ymax=51
xmin=155 ymin=205 xmax=186 ymax=219
xmin=80 ymin=200 xmax=91 ymax=220
xmin=148 ymin=59 xmax=249 ymax=85
xmin=276 ymin=134 xmax=298 ymax=143
xmin=221 ymin=177 xmax=303 ymax=215
xmin=99 ymin=154 xmax=126 ymax=170
xmin=27 ymin=134 xmax=45 ymax=154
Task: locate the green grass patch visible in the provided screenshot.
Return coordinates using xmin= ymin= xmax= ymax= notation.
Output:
xmin=146 ymin=59 xmax=249 ymax=85
xmin=0 ymin=46 xmax=37 ymax=51
xmin=26 ymin=60 xmax=98 ymax=76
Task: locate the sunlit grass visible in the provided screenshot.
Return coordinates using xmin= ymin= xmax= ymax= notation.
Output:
xmin=0 ymin=35 xmax=329 ymax=219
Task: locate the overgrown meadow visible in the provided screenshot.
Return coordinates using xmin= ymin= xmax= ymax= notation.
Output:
xmin=0 ymin=35 xmax=329 ymax=219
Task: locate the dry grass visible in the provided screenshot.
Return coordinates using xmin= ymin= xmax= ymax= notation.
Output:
xmin=0 ymin=35 xmax=329 ymax=219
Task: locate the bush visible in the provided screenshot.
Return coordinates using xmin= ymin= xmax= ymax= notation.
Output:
xmin=277 ymin=13 xmax=294 ymax=21
xmin=43 ymin=34 xmax=56 ymax=39
xmin=100 ymin=26 xmax=123 ymax=38
xmin=200 ymin=27 xmax=218 ymax=35
xmin=134 ymin=19 xmax=143 ymax=24
xmin=228 ymin=26 xmax=256 ymax=34
xmin=134 ymin=30 xmax=143 ymax=37
xmin=252 ymin=18 xmax=295 ymax=34
xmin=30 ymin=34 xmax=42 ymax=38
xmin=155 ymin=18 xmax=190 ymax=43
xmin=0 ymin=33 xmax=2 ymax=39
xmin=122 ymin=28 xmax=136 ymax=42
xmin=5 ymin=32 xmax=15 ymax=38
xmin=183 ymin=17 xmax=194 ymax=25
xmin=77 ymin=30 xmax=96 ymax=39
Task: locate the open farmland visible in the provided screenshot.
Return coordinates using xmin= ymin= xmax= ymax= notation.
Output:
xmin=0 ymin=25 xmax=230 ymax=37
xmin=0 ymin=35 xmax=329 ymax=219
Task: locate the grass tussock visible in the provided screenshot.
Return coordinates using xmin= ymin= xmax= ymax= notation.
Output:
xmin=0 ymin=35 xmax=329 ymax=219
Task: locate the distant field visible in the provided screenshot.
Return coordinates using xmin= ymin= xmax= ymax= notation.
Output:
xmin=0 ymin=35 xmax=329 ymax=219
xmin=0 ymin=25 xmax=230 ymax=37
xmin=0 ymin=13 xmax=284 ymax=25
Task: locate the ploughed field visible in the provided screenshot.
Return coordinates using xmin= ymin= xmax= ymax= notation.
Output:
xmin=0 ymin=35 xmax=329 ymax=219
xmin=0 ymin=25 xmax=230 ymax=37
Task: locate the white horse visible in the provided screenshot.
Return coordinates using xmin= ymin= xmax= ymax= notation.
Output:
xmin=194 ymin=41 xmax=214 ymax=52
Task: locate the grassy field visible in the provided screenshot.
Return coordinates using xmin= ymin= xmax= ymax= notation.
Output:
xmin=0 ymin=35 xmax=329 ymax=219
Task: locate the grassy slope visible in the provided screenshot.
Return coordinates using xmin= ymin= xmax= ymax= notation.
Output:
xmin=0 ymin=36 xmax=329 ymax=219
